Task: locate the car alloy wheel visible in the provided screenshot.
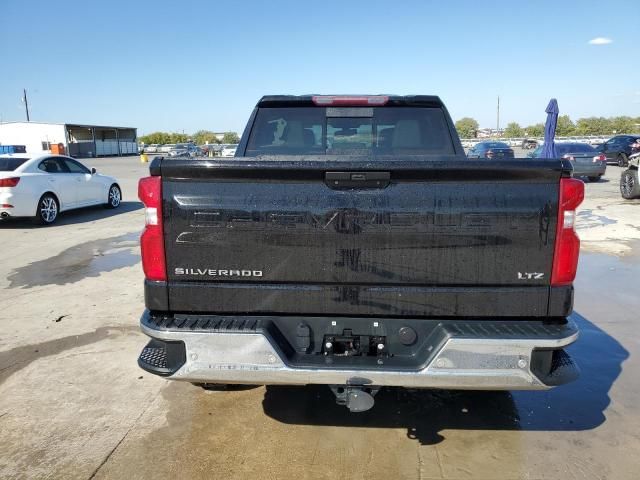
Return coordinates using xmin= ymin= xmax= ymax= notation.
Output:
xmin=108 ymin=185 xmax=121 ymax=208
xmin=40 ymin=196 xmax=58 ymax=224
xmin=621 ymin=170 xmax=640 ymax=199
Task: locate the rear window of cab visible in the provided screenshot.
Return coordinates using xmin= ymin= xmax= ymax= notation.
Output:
xmin=245 ymin=107 xmax=455 ymax=156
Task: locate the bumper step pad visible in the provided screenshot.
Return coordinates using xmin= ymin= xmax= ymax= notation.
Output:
xmin=138 ymin=338 xmax=186 ymax=377
xmin=139 ymin=342 xmax=168 ymax=369
xmin=144 ymin=314 xmax=262 ymax=333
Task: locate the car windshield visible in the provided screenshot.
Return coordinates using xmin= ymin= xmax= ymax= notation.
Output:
xmin=245 ymin=107 xmax=455 ymax=156
xmin=0 ymin=157 xmax=29 ymax=171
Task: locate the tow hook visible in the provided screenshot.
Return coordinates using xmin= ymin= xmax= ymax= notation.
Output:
xmin=329 ymin=385 xmax=380 ymax=412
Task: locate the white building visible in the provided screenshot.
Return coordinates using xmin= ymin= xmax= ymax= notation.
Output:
xmin=0 ymin=122 xmax=138 ymax=157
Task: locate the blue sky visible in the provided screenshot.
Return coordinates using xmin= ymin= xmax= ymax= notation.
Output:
xmin=1 ymin=0 xmax=638 ymax=135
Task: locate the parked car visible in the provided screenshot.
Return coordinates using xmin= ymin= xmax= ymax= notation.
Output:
xmin=199 ymin=144 xmax=215 ymax=156
xmin=137 ymin=94 xmax=582 ymax=413
xmin=467 ymin=141 xmax=514 ymax=159
xmin=529 ymin=142 xmax=607 ymax=182
xmin=160 ymin=144 xmax=175 ymax=153
xmin=168 ymin=144 xmax=202 ymax=158
xmin=620 ymin=160 xmax=640 ymax=199
xmin=597 ymin=135 xmax=640 ymax=167
xmin=201 ymin=144 xmax=224 ymax=156
xmin=144 ymin=144 xmax=161 ymax=153
xmin=220 ymin=144 xmax=238 ymax=157
xmin=0 ymin=154 xmax=121 ymax=225
xmin=521 ymin=138 xmax=540 ymax=149
xmin=166 ymin=143 xmax=189 ymax=157
xmin=620 ymin=140 xmax=640 ymax=199
xmin=167 ymin=146 xmax=187 ymax=158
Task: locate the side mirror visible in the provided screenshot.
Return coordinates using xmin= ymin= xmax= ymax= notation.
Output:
xmin=91 ymin=167 xmax=97 ymax=174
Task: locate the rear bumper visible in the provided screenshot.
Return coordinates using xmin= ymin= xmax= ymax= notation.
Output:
xmin=138 ymin=311 xmax=579 ymax=390
xmin=573 ymin=163 xmax=606 ymax=177
xmin=0 ymin=190 xmax=36 ymax=218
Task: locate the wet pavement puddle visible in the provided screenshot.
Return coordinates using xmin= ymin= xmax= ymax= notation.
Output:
xmin=7 ymin=232 xmax=140 ymax=288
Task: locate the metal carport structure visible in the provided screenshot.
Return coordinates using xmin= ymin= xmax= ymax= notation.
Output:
xmin=66 ymin=124 xmax=138 ymax=157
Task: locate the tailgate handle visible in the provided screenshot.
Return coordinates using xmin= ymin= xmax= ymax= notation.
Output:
xmin=325 ymin=171 xmax=390 ymax=189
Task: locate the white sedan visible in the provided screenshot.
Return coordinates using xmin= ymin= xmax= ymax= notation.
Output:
xmin=220 ymin=145 xmax=237 ymax=157
xmin=0 ymin=154 xmax=121 ymax=225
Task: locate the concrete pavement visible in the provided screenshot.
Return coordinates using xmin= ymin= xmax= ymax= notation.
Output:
xmin=0 ymin=155 xmax=639 ymax=480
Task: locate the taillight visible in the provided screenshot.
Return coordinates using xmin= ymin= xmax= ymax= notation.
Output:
xmin=551 ymin=178 xmax=584 ymax=286
xmin=312 ymin=95 xmax=389 ymax=106
xmin=593 ymin=154 xmax=606 ymax=163
xmin=485 ymin=150 xmax=494 ymax=159
xmin=562 ymin=154 xmax=575 ymax=161
xmin=0 ymin=177 xmax=20 ymax=187
xmin=138 ymin=176 xmax=166 ymax=281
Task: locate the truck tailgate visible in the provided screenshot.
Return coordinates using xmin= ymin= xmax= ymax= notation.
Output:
xmin=157 ymin=157 xmax=568 ymax=317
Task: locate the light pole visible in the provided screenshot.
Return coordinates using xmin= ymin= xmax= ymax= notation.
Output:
xmin=496 ymin=96 xmax=500 ymax=137
xmin=22 ymin=89 xmax=30 ymax=122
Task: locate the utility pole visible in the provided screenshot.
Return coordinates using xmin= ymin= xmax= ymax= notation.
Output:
xmin=496 ymin=96 xmax=500 ymax=137
xmin=22 ymin=89 xmax=30 ymax=122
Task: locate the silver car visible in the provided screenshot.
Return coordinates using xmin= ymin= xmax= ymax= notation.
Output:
xmin=143 ymin=144 xmax=161 ymax=153
xmin=220 ymin=144 xmax=237 ymax=157
xmin=530 ymin=142 xmax=607 ymax=182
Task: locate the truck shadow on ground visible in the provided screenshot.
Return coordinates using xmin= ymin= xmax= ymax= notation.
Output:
xmin=262 ymin=313 xmax=627 ymax=445
xmin=0 ymin=201 xmax=142 ymax=229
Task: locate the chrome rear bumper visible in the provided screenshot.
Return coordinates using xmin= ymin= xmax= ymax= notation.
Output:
xmin=139 ymin=313 xmax=579 ymax=390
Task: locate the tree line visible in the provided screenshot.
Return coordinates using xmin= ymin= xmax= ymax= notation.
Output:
xmin=139 ymin=130 xmax=240 ymax=145
xmin=455 ymin=116 xmax=640 ymax=139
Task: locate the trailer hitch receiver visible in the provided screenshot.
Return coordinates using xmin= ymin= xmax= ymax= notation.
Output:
xmin=330 ymin=385 xmax=380 ymax=412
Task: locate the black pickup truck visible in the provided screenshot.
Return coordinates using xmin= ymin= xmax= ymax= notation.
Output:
xmin=137 ymin=95 xmax=584 ymax=412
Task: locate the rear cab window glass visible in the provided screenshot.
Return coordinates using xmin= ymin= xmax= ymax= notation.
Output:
xmin=0 ymin=157 xmax=29 ymax=171
xmin=245 ymin=107 xmax=455 ymax=156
